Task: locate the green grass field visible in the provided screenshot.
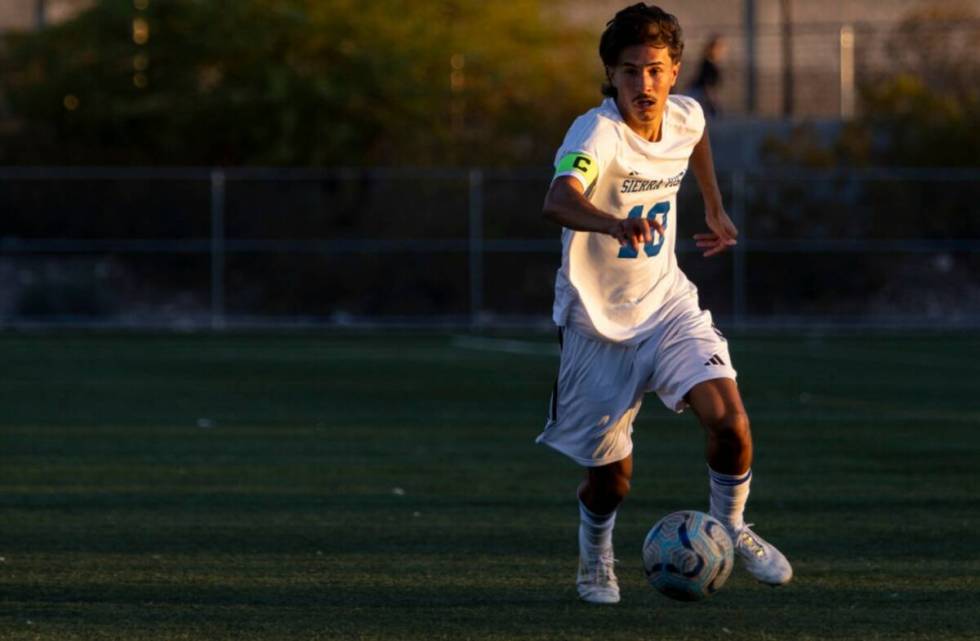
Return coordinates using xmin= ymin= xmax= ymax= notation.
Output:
xmin=1 ymin=331 xmax=978 ymax=640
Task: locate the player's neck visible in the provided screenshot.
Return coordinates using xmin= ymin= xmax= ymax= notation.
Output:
xmin=624 ymin=115 xmax=664 ymax=142
xmin=615 ymin=99 xmax=665 ymax=142
xmin=628 ymin=116 xmax=663 ymax=142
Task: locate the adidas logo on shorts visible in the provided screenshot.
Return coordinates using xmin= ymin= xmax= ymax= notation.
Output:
xmin=704 ymin=354 xmax=726 ymax=367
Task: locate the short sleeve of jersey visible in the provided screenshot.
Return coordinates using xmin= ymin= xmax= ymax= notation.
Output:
xmin=552 ymin=112 xmax=618 ymax=193
xmin=667 ymin=95 xmax=706 ymax=143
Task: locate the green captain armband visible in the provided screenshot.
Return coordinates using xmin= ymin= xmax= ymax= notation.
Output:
xmin=555 ymin=152 xmax=598 ymax=187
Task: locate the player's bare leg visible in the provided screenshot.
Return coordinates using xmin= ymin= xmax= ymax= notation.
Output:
xmin=578 ymin=454 xmax=633 ymax=514
xmin=686 ymin=378 xmax=751 ymax=474
xmin=687 ymin=379 xmax=793 ymax=586
xmin=574 ymin=455 xmax=632 ymax=604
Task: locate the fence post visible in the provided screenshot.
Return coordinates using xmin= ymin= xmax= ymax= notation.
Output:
xmin=468 ymin=168 xmax=484 ymax=328
xmin=731 ymin=170 xmax=747 ymax=330
xmin=35 ymin=0 xmax=46 ymax=29
xmin=210 ymin=169 xmax=226 ymax=330
xmin=839 ymin=24 xmax=856 ymax=120
xmin=744 ymin=0 xmax=757 ymax=115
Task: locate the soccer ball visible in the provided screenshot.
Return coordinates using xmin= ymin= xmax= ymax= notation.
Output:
xmin=642 ymin=510 xmax=734 ymax=601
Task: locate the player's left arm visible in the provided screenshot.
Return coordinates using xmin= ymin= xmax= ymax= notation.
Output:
xmin=690 ymin=125 xmax=738 ymax=257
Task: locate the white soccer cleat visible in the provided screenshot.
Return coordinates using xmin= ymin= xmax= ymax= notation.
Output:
xmin=577 ymin=546 xmax=620 ymax=604
xmin=732 ymin=524 xmax=793 ymax=586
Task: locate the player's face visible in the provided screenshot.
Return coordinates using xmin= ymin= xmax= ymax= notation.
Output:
xmin=608 ymin=44 xmax=679 ymax=138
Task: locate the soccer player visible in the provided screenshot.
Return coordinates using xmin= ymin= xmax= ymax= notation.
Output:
xmin=537 ymin=3 xmax=792 ymax=604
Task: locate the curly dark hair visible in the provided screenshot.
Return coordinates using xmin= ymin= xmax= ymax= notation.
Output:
xmin=599 ymin=4 xmax=684 ymax=98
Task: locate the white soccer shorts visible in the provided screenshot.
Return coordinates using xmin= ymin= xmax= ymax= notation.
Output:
xmin=536 ymin=306 xmax=737 ymax=468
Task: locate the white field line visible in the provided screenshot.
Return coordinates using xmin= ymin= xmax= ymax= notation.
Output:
xmin=451 ymin=335 xmax=559 ymax=357
xmin=748 ymin=409 xmax=980 ymax=423
xmin=749 ymin=392 xmax=980 ymax=423
xmin=734 ymin=342 xmax=978 ymax=373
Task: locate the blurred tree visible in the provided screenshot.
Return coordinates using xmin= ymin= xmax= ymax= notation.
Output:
xmin=762 ymin=3 xmax=980 ymax=169
xmin=0 ymin=0 xmax=597 ymax=166
xmin=855 ymin=4 xmax=980 ymax=167
xmin=753 ymin=3 xmax=980 ymax=316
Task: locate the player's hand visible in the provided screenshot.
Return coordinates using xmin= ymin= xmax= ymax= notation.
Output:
xmin=695 ymin=208 xmax=738 ymax=257
xmin=608 ymin=217 xmax=665 ymax=252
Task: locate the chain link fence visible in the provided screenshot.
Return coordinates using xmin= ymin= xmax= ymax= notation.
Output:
xmin=1 ymin=166 xmax=978 ymax=330
xmin=679 ymin=17 xmax=980 ymax=119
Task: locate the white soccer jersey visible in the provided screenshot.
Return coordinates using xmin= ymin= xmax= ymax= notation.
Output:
xmin=552 ymin=95 xmax=706 ymax=344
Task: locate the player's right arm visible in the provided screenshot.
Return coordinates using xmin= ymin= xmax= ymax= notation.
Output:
xmin=543 ymin=177 xmax=662 ymax=253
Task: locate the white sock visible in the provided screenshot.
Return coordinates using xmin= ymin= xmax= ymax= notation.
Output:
xmin=708 ymin=466 xmax=751 ymax=532
xmin=579 ymin=501 xmax=616 ymax=552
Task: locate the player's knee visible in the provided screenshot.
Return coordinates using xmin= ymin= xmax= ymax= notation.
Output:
xmin=729 ymin=411 xmax=751 ymax=440
xmin=606 ymin=472 xmax=631 ymax=502
xmin=592 ymin=476 xmax=629 ymax=511
xmin=584 ymin=467 xmax=632 ymax=509
xmin=704 ymin=411 xmax=751 ymax=447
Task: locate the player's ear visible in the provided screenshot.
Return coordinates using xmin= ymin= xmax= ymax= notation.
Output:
xmin=670 ymin=61 xmax=680 ymax=87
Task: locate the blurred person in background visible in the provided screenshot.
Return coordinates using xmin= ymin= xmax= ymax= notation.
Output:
xmin=687 ymin=34 xmax=726 ymax=117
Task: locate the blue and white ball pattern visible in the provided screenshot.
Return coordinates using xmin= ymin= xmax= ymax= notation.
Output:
xmin=642 ymin=510 xmax=735 ymax=601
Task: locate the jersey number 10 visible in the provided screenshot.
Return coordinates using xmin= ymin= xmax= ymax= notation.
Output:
xmin=617 ymin=201 xmax=670 ymax=259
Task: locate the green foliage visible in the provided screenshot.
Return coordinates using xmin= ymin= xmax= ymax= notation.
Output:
xmin=858 ymin=73 xmax=979 ymax=167
xmin=761 ymin=5 xmax=979 ymax=168
xmin=0 ymin=0 xmax=597 ymax=166
xmin=759 ymin=124 xmax=840 ymax=169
